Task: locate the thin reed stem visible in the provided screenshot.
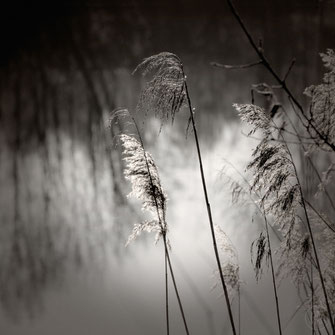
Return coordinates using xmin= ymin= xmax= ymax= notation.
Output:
xmin=173 ymin=254 xmax=215 ymax=335
xmin=300 ymin=190 xmax=334 ymax=333
xmin=164 ymin=237 xmax=190 ymax=335
xmin=165 ymin=250 xmax=170 ymax=335
xmin=263 ymin=206 xmax=283 ymax=335
xmin=273 ymin=120 xmax=335 ymax=333
xmin=311 ymin=258 xmax=315 ymax=335
xmin=284 ymin=101 xmax=335 ymax=214
xmin=305 ymin=200 xmax=335 ymax=234
xmin=238 ymin=286 xmax=241 ymax=335
xmin=133 ymin=119 xmax=190 ymax=335
xmin=181 ymin=70 xmax=237 ymax=335
xmin=283 ymin=298 xmax=307 ymax=331
xmin=222 ymin=159 xmax=282 ymax=334
xmin=322 ymin=318 xmax=331 ymax=335
xmin=222 ymin=158 xmax=281 ymax=241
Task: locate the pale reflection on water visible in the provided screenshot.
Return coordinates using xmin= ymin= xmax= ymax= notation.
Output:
xmin=0 ymin=118 xmax=306 ymax=334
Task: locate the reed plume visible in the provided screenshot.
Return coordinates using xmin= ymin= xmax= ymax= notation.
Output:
xmin=121 ymin=133 xmax=167 ymax=245
xmin=116 ymin=111 xmax=190 ymax=335
xmin=134 ymin=52 xmax=237 ymax=335
xmin=133 ymin=52 xmax=185 ymax=126
xmin=234 ymin=102 xmax=334 ymax=333
xmin=304 ymin=49 xmax=335 ymax=151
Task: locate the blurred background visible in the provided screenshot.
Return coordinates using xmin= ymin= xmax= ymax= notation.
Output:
xmin=0 ymin=0 xmax=334 ymax=334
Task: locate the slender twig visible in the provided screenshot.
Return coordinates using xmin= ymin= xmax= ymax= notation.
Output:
xmin=285 ymin=100 xmax=335 ymax=214
xmin=283 ymin=58 xmax=296 ymax=82
xmin=271 ymin=126 xmax=315 ymax=140
xmin=221 ymin=158 xmax=281 ymax=241
xmin=240 ymin=130 xmax=315 ymax=145
xmin=211 ymin=60 xmax=262 ymax=69
xmin=181 ymin=67 xmax=237 ymax=335
xmin=283 ymin=298 xmax=307 ymax=331
xmin=305 ymin=200 xmax=335 ymax=234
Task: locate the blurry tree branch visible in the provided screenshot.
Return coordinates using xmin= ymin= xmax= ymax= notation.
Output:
xmin=69 ymin=28 xmax=125 ymax=204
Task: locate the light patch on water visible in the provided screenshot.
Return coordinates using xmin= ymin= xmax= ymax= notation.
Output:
xmin=0 ymin=120 xmax=306 ymax=335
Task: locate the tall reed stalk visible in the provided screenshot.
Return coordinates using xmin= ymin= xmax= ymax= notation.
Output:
xmin=222 ymin=160 xmax=282 ymax=335
xmin=182 ymin=71 xmax=237 ymax=335
xmin=115 ymin=110 xmax=190 ymax=335
xmin=133 ymin=118 xmax=190 ymax=335
xmin=263 ymin=206 xmax=282 ymax=335
xmin=134 ymin=52 xmax=237 ymax=335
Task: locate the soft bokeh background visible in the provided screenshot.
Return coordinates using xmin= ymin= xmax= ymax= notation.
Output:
xmin=0 ymin=0 xmax=334 ymax=334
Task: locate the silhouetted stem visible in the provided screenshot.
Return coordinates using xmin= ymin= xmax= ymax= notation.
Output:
xmin=173 ymin=254 xmax=215 ymax=335
xmin=165 ymin=248 xmax=170 ymax=335
xmin=305 ymin=200 xmax=335 ymax=234
xmin=284 ymin=101 xmax=335 ymax=215
xmin=263 ymin=209 xmax=283 ymax=335
xmin=238 ymin=286 xmax=241 ymax=335
xmin=311 ymin=259 xmax=315 ymax=335
xmin=322 ymin=318 xmax=331 ymax=335
xmin=133 ymin=120 xmax=190 ymax=335
xmin=182 ymin=74 xmax=237 ymax=335
xmin=164 ymin=237 xmax=190 ymax=335
xmin=222 ymin=160 xmax=281 ymax=333
xmin=282 ymin=134 xmax=335 ymax=333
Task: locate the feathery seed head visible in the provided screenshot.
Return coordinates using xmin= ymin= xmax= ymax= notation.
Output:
xmin=304 ymin=49 xmax=335 ymax=149
xmin=234 ymin=104 xmax=271 ymax=135
xmin=121 ymin=134 xmax=167 ymax=217
xmin=120 ymin=134 xmax=168 ymax=245
xmin=134 ymin=52 xmax=186 ymax=126
xmin=214 ymin=225 xmax=240 ymax=296
xmin=251 ymin=232 xmax=269 ymax=281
